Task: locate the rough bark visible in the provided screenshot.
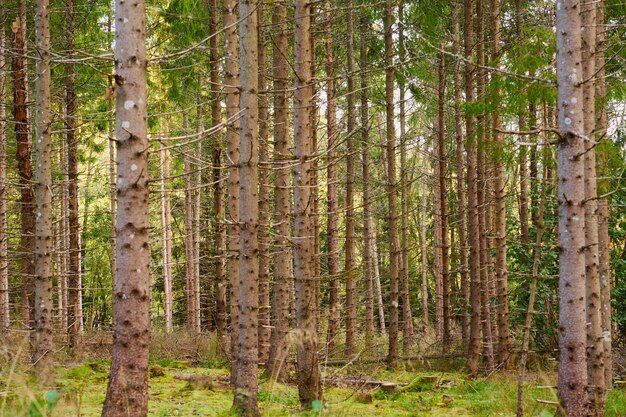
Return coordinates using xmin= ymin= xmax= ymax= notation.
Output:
xmin=0 ymin=0 xmax=8 ymax=330
xmin=384 ymin=0 xmax=399 ymax=371
xmin=101 ymin=0 xmax=151 ymax=410
xmin=293 ymin=0 xmax=322 ymax=406
xmin=266 ymin=0 xmax=292 ymax=382
xmin=555 ymin=1 xmax=589 ymax=415
xmin=232 ymin=1 xmax=260 ymax=414
xmin=107 ymin=13 xmax=117 ymax=325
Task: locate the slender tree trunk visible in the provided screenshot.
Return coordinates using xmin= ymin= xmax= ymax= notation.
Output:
xmin=209 ymin=0 xmax=227 ymax=344
xmin=224 ymin=0 xmax=241 ymax=382
xmin=421 ymin=150 xmax=429 ymax=326
xmin=360 ymin=12 xmax=375 ymax=344
xmin=101 ymin=0 xmax=151 ymax=410
xmin=433 ymin=138 xmax=443 ymax=340
xmin=437 ymin=49 xmax=450 ymax=347
xmin=595 ymin=0 xmax=611 ymax=390
xmin=464 ymin=0 xmax=481 ymax=376
xmin=581 ymin=2 xmax=605 ymax=413
xmin=0 ymin=0 xmax=8 ymax=330
xmin=555 ymin=2 xmax=589 ymax=415
xmin=266 ymin=0 xmax=292 ymax=381
xmin=325 ymin=0 xmax=340 ymax=351
xmin=192 ymin=115 xmax=202 ymax=333
xmin=293 ymin=0 xmax=322 ymax=405
xmin=384 ymin=0 xmax=399 ymax=371
xmin=159 ymin=146 xmax=173 ymax=333
xmin=232 ymin=1 xmax=260 ymax=414
xmin=66 ymin=0 xmax=81 ymax=349
xmin=344 ymin=0 xmax=357 ymax=357
xmin=107 ymin=12 xmax=117 ymax=320
xmin=452 ymin=1 xmax=469 ymax=344
xmin=490 ymin=0 xmax=510 ymax=368
xmin=398 ymin=3 xmax=413 ymax=352
xmin=517 ymin=151 xmax=548 ymax=417
xmin=257 ymin=4 xmax=271 ymax=366
xmin=59 ymin=140 xmax=69 ymax=333
xmin=515 ymin=0 xmax=529 ymax=253
xmin=372 ymin=227 xmax=386 ymax=334
xmin=12 ymin=19 xmax=35 ymax=334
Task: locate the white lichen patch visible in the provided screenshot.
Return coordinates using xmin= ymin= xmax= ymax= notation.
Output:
xmin=564 ymin=117 xmax=572 ymax=125
xmin=122 ymin=121 xmax=130 ymax=129
xmin=124 ymin=100 xmax=135 ymax=110
xmin=131 ymin=163 xmax=138 ymax=171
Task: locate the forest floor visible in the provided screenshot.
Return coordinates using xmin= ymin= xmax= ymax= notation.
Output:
xmin=1 ymin=331 xmax=625 ymax=417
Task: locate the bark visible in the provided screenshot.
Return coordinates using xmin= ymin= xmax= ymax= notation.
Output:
xmin=452 ymin=1 xmax=469 ymax=344
xmin=398 ymin=3 xmax=413 ymax=352
xmin=266 ymin=0 xmax=292 ymax=381
xmin=159 ymin=146 xmax=173 ymax=333
xmin=66 ymin=0 xmax=81 ymax=350
xmin=384 ymin=0 xmax=399 ymax=371
xmin=193 ymin=115 xmax=202 ymax=332
xmin=107 ymin=14 xmax=117 ymax=326
xmin=344 ymin=0 xmax=357 ymax=357
xmin=555 ymin=1 xmax=589 ymax=415
xmin=325 ymin=0 xmax=340 ymax=351
xmin=464 ymin=0 xmax=481 ymax=376
xmin=595 ymin=0 xmax=612 ymax=391
xmin=224 ymin=0 xmax=241 ymax=383
xmin=232 ymin=1 xmax=260 ymax=414
xmin=581 ymin=2 xmax=605 ymax=413
xmin=209 ymin=0 xmax=227 ymax=344
xmin=433 ymin=137 xmax=443 ymax=340
xmin=257 ymin=4 xmax=271 ymax=366
xmin=490 ymin=0 xmax=510 ymax=368
xmin=293 ymin=0 xmax=322 ymax=406
xmin=515 ymin=0 xmax=529 ymax=253
xmin=12 ymin=19 xmax=35 ymax=334
xmin=373 ymin=227 xmax=386 ymax=334
xmin=421 ymin=150 xmax=429 ymax=326
xmin=360 ymin=12 xmax=375 ymax=344
xmin=101 ymin=0 xmax=151 ymax=410
xmin=0 ymin=0 xmax=8 ymax=330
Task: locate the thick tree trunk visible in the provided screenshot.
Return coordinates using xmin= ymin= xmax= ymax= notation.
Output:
xmin=360 ymin=12 xmax=375 ymax=344
xmin=293 ymin=0 xmax=322 ymax=406
xmin=266 ymin=0 xmax=292 ymax=382
xmin=101 ymin=0 xmax=151 ymax=410
xmin=325 ymin=0 xmax=340 ymax=352
xmin=384 ymin=0 xmax=399 ymax=371
xmin=107 ymin=11 xmax=117 ymax=320
xmin=224 ymin=0 xmax=241 ymax=383
xmin=12 ymin=19 xmax=35 ymax=334
xmin=344 ymin=0 xmax=357 ymax=357
xmin=555 ymin=2 xmax=589 ymax=415
xmin=464 ymin=0 xmax=481 ymax=376
xmin=232 ymin=1 xmax=260 ymax=414
xmin=581 ymin=2 xmax=605 ymax=413
xmin=0 ymin=0 xmax=8 ymax=330
xmin=398 ymin=3 xmax=413 ymax=352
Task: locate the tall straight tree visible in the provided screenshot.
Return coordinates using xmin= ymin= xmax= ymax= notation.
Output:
xmin=224 ymin=0 xmax=241 ymax=383
xmin=0 ymin=0 xmax=8 ymax=330
xmin=266 ymin=0 xmax=292 ymax=381
xmin=344 ymin=0 xmax=357 ymax=356
xmin=293 ymin=0 xmax=322 ymax=406
xmin=33 ymin=0 xmax=54 ymax=380
xmin=384 ymin=0 xmax=399 ymax=370
xmin=159 ymin=144 xmax=173 ymax=333
xmin=232 ymin=0 xmax=260 ymax=414
xmin=555 ymin=1 xmax=588 ymax=415
xmin=101 ymin=0 xmax=151 ymax=411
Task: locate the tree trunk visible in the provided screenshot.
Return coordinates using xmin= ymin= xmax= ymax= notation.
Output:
xmin=257 ymin=3 xmax=271 ymax=366
xmin=344 ymin=0 xmax=357 ymax=357
xmin=555 ymin=2 xmax=589 ymax=415
xmin=325 ymin=0 xmax=340 ymax=352
xmin=232 ymin=1 xmax=260 ymax=414
xmin=464 ymin=0 xmax=481 ymax=376
xmin=159 ymin=145 xmax=173 ymax=333
xmin=384 ymin=0 xmax=399 ymax=371
xmin=515 ymin=0 xmax=529 ymax=254
xmin=12 ymin=18 xmax=35 ymax=334
xmin=372 ymin=227 xmax=386 ymax=334
xmin=421 ymin=149 xmax=429 ymax=326
xmin=107 ymin=13 xmax=117 ymax=327
xmin=66 ymin=0 xmax=81 ymax=350
xmin=0 ymin=0 xmax=8 ymax=330
xmin=398 ymin=3 xmax=414 ymax=352
xmin=581 ymin=2 xmax=605 ymax=413
xmin=101 ymin=0 xmax=151 ymax=410
xmin=452 ymin=1 xmax=469 ymax=344
xmin=360 ymin=12 xmax=375 ymax=344
xmin=266 ymin=0 xmax=292 ymax=382
xmin=224 ymin=0 xmax=241 ymax=383
xmin=293 ymin=0 xmax=322 ymax=406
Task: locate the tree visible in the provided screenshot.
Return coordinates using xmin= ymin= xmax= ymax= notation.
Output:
xmin=293 ymin=0 xmax=322 ymax=406
xmin=101 ymin=0 xmax=151 ymax=411
xmin=0 ymin=0 xmax=8 ymax=330
xmin=555 ymin=1 xmax=588 ymax=415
